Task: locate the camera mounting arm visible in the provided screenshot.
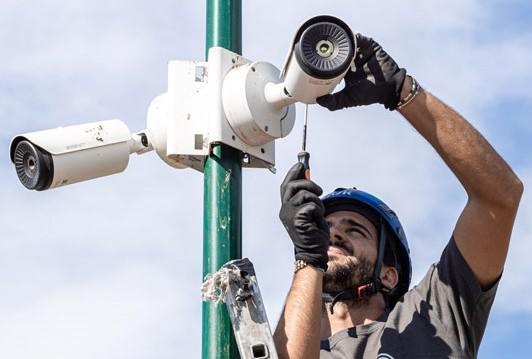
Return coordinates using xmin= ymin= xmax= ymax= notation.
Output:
xmin=129 ymin=130 xmax=153 ymax=155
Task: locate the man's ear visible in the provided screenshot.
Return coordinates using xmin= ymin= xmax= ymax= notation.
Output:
xmin=380 ymin=265 xmax=399 ymax=290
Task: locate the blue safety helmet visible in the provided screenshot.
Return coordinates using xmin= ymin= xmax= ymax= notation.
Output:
xmin=321 ymin=187 xmax=412 ymax=307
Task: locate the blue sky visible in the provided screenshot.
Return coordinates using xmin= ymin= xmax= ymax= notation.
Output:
xmin=1 ymin=0 xmax=531 ymax=357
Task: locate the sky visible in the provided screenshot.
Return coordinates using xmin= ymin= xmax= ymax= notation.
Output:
xmin=1 ymin=0 xmax=531 ymax=357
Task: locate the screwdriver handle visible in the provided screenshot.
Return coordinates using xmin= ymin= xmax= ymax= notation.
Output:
xmin=298 ymin=151 xmax=310 ymax=180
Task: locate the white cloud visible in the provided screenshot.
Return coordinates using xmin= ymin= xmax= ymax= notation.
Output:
xmin=0 ymin=264 xmax=200 ymax=359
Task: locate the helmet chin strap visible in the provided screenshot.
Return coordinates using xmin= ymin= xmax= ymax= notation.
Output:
xmin=324 ymin=218 xmax=392 ymax=315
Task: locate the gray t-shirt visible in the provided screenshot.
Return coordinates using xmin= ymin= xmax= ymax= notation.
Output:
xmin=319 ymin=237 xmax=499 ymax=359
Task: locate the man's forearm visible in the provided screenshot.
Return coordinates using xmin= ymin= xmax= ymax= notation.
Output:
xmin=398 ymin=80 xmax=522 ymax=206
xmin=397 ymin=79 xmax=523 ymax=286
xmin=274 ymin=266 xmax=323 ymax=359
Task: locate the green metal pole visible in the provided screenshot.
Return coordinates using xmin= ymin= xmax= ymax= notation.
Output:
xmin=202 ymin=1 xmax=242 ymax=358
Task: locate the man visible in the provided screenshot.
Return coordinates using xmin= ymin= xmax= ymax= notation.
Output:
xmin=273 ymin=34 xmax=523 ymax=358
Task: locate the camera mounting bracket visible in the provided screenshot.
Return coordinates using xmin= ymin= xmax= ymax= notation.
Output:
xmin=147 ymin=47 xmax=293 ymax=172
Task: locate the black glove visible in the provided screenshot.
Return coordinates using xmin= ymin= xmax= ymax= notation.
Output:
xmin=279 ymin=163 xmax=330 ymax=271
xmin=317 ymin=34 xmax=406 ymax=111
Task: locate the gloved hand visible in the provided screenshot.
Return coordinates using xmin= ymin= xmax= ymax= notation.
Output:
xmin=279 ymin=163 xmax=330 ymax=271
xmin=317 ymin=34 xmax=406 ymax=111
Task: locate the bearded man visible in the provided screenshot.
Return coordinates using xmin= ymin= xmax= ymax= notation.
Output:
xmin=273 ymin=33 xmax=523 ymax=359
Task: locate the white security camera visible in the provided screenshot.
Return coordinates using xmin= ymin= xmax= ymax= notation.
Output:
xmin=9 ymin=119 xmax=152 ymax=191
xmin=221 ymin=15 xmax=355 ymax=148
xmin=267 ymin=15 xmax=356 ymax=106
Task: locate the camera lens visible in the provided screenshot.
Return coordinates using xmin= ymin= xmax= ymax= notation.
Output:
xmin=316 ymin=40 xmax=334 ymax=58
xmin=13 ymin=140 xmax=54 ymax=191
xmin=24 ymin=154 xmax=37 ymax=176
xmin=294 ymin=17 xmax=355 ymax=79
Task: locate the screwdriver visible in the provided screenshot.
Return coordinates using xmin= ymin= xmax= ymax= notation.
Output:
xmin=298 ymin=104 xmax=311 ymax=180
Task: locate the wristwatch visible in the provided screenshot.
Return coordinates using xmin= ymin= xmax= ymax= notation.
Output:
xmin=294 ymin=260 xmax=325 ymax=274
xmin=294 ymin=260 xmax=308 ymax=273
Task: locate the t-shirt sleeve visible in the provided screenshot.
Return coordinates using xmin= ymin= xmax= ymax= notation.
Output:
xmin=411 ymin=236 xmax=499 ymax=357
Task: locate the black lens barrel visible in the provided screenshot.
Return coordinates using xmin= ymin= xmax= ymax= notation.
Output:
xmin=294 ymin=16 xmax=355 ymax=79
xmin=13 ymin=140 xmax=54 ymax=191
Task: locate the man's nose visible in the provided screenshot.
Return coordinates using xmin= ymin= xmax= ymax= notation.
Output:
xmin=329 ymin=226 xmax=345 ymax=246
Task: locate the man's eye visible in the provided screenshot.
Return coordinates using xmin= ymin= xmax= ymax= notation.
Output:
xmin=347 ymin=228 xmax=363 ymax=236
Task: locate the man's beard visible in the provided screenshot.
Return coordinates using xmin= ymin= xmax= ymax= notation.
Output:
xmin=323 ymin=254 xmax=375 ymax=294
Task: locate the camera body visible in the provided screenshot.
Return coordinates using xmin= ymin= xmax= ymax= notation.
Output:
xmin=9 ymin=120 xmax=142 ymax=190
xmin=279 ymin=15 xmax=356 ymax=104
xmin=222 ymin=15 xmax=356 ymax=149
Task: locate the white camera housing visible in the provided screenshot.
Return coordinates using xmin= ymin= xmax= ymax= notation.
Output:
xmin=10 ymin=119 xmax=151 ymax=190
xmin=221 ymin=16 xmax=356 ymax=150
xmin=278 ymin=15 xmax=356 ymax=104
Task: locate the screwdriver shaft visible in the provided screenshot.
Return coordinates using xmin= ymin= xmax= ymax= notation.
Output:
xmin=302 ymin=104 xmax=308 ymax=152
xmin=298 ymin=104 xmax=310 ymax=180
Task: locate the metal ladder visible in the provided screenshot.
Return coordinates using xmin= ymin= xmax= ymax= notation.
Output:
xmin=202 ymin=258 xmax=279 ymax=359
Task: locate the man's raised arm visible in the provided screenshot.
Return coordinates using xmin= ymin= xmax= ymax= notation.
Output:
xmin=318 ymin=33 xmax=523 ymax=288
xmin=398 ymin=83 xmax=523 ymax=288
